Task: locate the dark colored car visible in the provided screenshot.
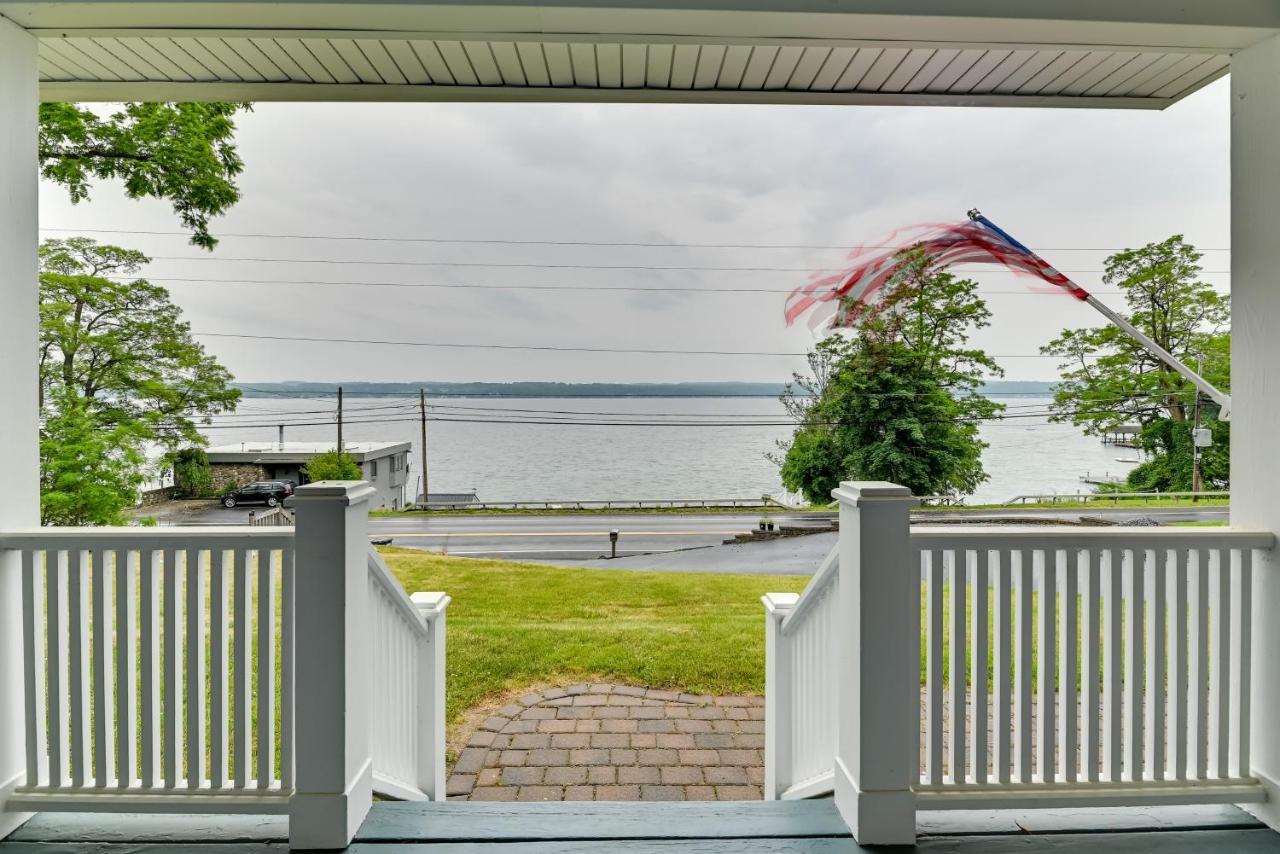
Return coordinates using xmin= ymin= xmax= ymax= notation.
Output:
xmin=221 ymin=481 xmax=292 ymax=508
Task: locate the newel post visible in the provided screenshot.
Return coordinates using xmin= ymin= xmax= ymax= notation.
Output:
xmin=763 ymin=592 xmax=799 ymax=800
xmin=412 ymin=591 xmax=451 ymax=801
xmin=288 ymin=481 xmax=377 ymax=850
xmin=831 ymin=481 xmax=918 ymax=845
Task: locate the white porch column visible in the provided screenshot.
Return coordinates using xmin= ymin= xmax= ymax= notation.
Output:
xmin=1232 ymin=31 xmax=1280 ymax=833
xmin=0 ymin=14 xmax=39 ymax=841
xmin=831 ymin=481 xmax=918 ymax=845
xmin=288 ymin=481 xmax=375 ymax=850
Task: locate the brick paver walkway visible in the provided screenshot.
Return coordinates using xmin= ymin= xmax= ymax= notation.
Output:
xmin=447 ymin=683 xmax=765 ymax=801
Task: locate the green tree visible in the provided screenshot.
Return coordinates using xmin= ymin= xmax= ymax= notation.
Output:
xmin=40 ymin=238 xmax=241 ymax=451
xmin=40 ymin=102 xmax=250 ymax=249
xmin=1042 ymin=236 xmax=1230 ymax=491
xmin=778 ymin=250 xmax=1004 ymax=502
xmin=303 ymin=451 xmax=362 ymax=482
xmin=40 ymin=386 xmax=147 ymax=525
xmin=172 ymin=448 xmax=213 ymax=498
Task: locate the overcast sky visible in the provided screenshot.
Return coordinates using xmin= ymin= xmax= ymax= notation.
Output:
xmin=38 ymin=77 xmax=1230 ymax=385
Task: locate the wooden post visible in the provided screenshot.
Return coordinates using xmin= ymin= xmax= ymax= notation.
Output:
xmin=1231 ymin=30 xmax=1280 ymax=833
xmin=412 ymin=592 xmax=450 ymax=800
xmin=831 ymin=481 xmax=918 ymax=845
xmin=336 ymin=386 xmax=344 ymax=454
xmin=0 ymin=16 xmax=38 ymax=840
xmin=288 ymin=481 xmax=376 ymax=849
xmin=763 ymin=592 xmax=798 ymax=800
xmin=419 ymin=389 xmax=429 ymax=506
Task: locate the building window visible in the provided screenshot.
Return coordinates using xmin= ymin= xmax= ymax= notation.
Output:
xmin=370 ymin=460 xmax=378 ymax=479
xmin=391 ymin=453 xmax=403 ymax=472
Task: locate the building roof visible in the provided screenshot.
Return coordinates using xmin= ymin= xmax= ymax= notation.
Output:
xmin=205 ymin=441 xmax=410 ymax=464
xmin=5 ymin=1 xmax=1277 ymax=108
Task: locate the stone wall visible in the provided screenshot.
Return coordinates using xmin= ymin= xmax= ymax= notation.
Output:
xmin=138 ymin=486 xmax=176 ymax=506
xmin=208 ymin=463 xmax=268 ymax=495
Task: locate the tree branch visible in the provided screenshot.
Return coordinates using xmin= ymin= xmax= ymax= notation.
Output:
xmin=40 ymin=147 xmax=152 ymax=164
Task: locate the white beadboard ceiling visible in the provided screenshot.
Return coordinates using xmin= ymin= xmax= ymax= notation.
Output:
xmin=5 ymin=1 xmax=1277 ymax=106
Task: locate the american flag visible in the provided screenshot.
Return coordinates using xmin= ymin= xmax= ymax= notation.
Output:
xmin=784 ymin=211 xmax=1090 ymax=332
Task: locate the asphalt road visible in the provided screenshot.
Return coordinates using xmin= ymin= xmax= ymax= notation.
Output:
xmin=367 ymin=505 xmax=1229 ymax=567
xmin=367 ymin=512 xmax=836 ymax=562
xmin=157 ymin=502 xmax=1231 ymax=570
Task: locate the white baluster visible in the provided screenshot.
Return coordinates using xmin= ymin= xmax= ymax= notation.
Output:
xmin=1037 ymin=549 xmax=1056 ymax=783
xmin=972 ymin=550 xmax=988 ymax=785
xmin=1145 ymin=549 xmax=1167 ymax=781
xmin=1060 ymin=550 xmax=1079 ymax=783
xmin=993 ymin=549 xmax=1012 ymax=785
xmin=116 ymin=551 xmax=137 ymax=789
xmin=1169 ymin=549 xmax=1188 ymax=781
xmin=257 ymin=548 xmax=276 ymax=788
xmin=186 ymin=548 xmax=206 ymax=789
xmin=926 ymin=549 xmax=943 ymax=785
xmin=1015 ymin=548 xmax=1033 ymax=784
xmin=948 ymin=549 xmax=966 ymax=784
xmin=21 ymin=550 xmax=46 ymax=788
xmin=210 ymin=549 xmax=230 ymax=789
xmin=1104 ymin=548 xmax=1122 ymax=782
xmin=1081 ymin=548 xmax=1100 ymax=783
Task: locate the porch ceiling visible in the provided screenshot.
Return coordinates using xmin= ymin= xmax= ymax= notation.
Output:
xmin=2 ymin=1 xmax=1277 ymax=107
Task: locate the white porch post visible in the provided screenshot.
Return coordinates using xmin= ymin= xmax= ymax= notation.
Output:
xmin=762 ymin=591 xmax=798 ymax=800
xmin=288 ymin=481 xmax=376 ymax=850
xmin=831 ymin=481 xmax=918 ymax=845
xmin=0 ymin=14 xmax=39 ymax=840
xmin=1232 ymin=31 xmax=1280 ymax=833
xmin=412 ymin=591 xmax=450 ymax=801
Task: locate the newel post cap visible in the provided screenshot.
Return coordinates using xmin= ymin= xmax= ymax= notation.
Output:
xmin=830 ymin=481 xmax=918 ymax=506
xmin=288 ymin=480 xmax=377 ymax=506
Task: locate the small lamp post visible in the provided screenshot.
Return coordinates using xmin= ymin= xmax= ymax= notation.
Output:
xmin=609 ymin=528 xmax=619 ymax=559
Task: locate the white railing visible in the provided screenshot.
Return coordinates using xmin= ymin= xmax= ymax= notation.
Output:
xmin=3 ymin=527 xmax=295 ymax=813
xmin=914 ymin=526 xmax=1270 ymax=809
xmin=763 ymin=545 xmax=838 ymax=800
xmin=763 ymin=501 xmax=1275 ymax=825
xmin=367 ymin=546 xmax=449 ymax=801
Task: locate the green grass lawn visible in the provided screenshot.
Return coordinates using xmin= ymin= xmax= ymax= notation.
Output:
xmin=379 ymin=548 xmax=808 ymax=724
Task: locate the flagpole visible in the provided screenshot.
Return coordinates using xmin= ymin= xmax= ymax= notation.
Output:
xmin=969 ymin=210 xmax=1232 ymax=420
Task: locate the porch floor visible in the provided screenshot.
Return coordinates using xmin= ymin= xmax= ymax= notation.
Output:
xmin=3 ymin=801 xmax=1278 ymax=852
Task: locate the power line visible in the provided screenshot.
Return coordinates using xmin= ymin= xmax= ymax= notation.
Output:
xmin=196 ymin=330 xmax=1068 ymax=357
xmin=142 ymin=255 xmax=1235 ymax=275
xmin=189 ymin=406 xmax=1137 ymax=430
xmin=39 ymin=226 xmax=1234 ymax=253
xmin=119 ymin=274 xmax=1133 ymax=296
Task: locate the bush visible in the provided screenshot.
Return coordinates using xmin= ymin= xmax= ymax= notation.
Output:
xmin=302 ymin=450 xmax=362 ymax=482
xmin=171 ymin=447 xmax=213 ymax=497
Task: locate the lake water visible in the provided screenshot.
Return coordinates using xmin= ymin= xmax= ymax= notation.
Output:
xmin=202 ymin=396 xmax=1136 ymax=505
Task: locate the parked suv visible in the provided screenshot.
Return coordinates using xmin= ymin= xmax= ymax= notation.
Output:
xmin=221 ymin=481 xmax=292 ymax=508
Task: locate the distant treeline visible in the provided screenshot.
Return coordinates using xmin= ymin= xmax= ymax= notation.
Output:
xmin=234 ymin=380 xmax=1055 ymax=399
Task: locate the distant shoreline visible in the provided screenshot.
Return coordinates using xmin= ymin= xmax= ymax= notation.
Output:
xmin=234 ymin=380 xmax=1056 ymax=399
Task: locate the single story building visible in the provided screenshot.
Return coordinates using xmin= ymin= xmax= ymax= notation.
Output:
xmin=205 ymin=441 xmax=411 ymax=510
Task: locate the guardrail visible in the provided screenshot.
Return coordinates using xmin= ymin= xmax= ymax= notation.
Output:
xmin=416 ymin=496 xmax=795 ymax=511
xmin=1004 ymin=491 xmax=1230 ymax=505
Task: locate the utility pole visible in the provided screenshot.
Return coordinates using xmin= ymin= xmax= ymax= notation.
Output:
xmin=336 ymin=385 xmax=344 ymax=454
xmin=1190 ymin=354 xmax=1205 ymax=500
xmin=419 ymin=388 xmax=429 ymax=507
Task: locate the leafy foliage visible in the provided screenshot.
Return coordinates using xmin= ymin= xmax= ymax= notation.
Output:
xmin=302 ymin=450 xmax=362 ymax=482
xmin=171 ymin=447 xmax=213 ymax=498
xmin=1041 ymin=236 xmax=1229 ymax=491
xmin=40 ymin=238 xmax=241 ymax=451
xmin=39 ymin=102 xmax=250 ymax=249
xmin=778 ymin=250 xmax=1003 ymax=502
xmin=40 ymin=386 xmax=147 ymax=525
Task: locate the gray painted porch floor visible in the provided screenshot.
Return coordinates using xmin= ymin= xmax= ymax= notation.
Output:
xmin=3 ymin=802 xmax=1277 ymax=852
